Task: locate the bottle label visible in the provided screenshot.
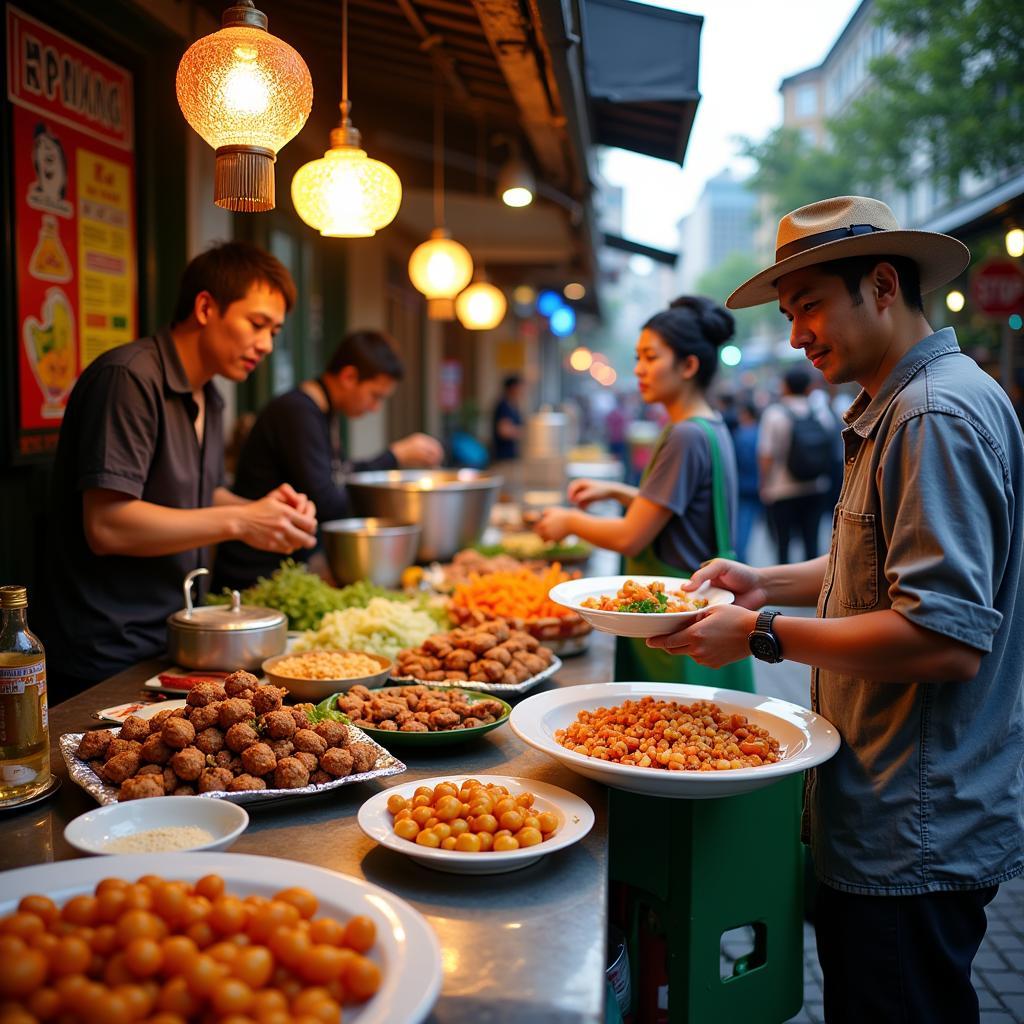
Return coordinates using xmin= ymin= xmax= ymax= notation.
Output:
xmin=0 ymin=659 xmax=47 ymax=752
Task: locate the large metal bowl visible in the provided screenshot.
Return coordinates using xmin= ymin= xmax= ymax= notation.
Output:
xmin=346 ymin=470 xmax=503 ymax=562
xmin=321 ymin=518 xmax=422 ymax=588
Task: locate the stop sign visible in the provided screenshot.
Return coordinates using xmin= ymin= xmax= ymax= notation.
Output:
xmin=970 ymin=260 xmax=1024 ymax=315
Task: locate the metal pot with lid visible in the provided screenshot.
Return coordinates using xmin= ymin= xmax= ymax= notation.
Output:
xmin=166 ymin=568 xmax=287 ymax=671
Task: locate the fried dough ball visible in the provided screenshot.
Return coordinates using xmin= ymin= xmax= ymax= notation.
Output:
xmin=186 ymin=681 xmax=227 ymax=707
xmin=269 ymin=738 xmax=295 ymax=759
xmin=213 ymin=749 xmax=234 ymax=768
xmin=349 ymin=685 xmax=373 ymax=700
xmin=218 ymin=697 xmax=255 ymax=729
xmin=376 ymin=719 xmax=398 ymax=731
xmin=162 ymin=766 xmax=179 ymax=792
xmin=194 ymin=726 xmax=225 ymax=756
xmin=260 ymin=709 xmax=296 ymax=740
xmin=198 ymin=766 xmax=235 ymax=793
xmin=400 ymin=719 xmax=429 ymax=733
xmin=119 ymin=715 xmax=151 ymax=742
xmin=102 ymin=750 xmax=142 ymax=784
xmin=161 ymin=717 xmax=196 ymax=750
xmin=169 ymin=745 xmax=206 ymax=781
xmin=428 ymin=708 xmax=461 ymax=730
xmin=77 ymin=730 xmax=113 ymax=761
xmin=149 ymin=708 xmax=178 ymax=728
xmin=228 ymin=773 xmax=267 ymax=792
xmin=309 ymin=769 xmax=332 ymax=786
xmin=290 ymin=705 xmax=315 ymax=729
xmin=225 ymin=722 xmax=260 ymax=753
xmin=140 ymin=734 xmax=174 ymax=765
xmin=349 ymin=742 xmax=377 ymax=775
xmin=293 ymin=729 xmax=328 ymax=757
xmin=273 ymin=756 xmax=309 ymax=790
xmin=188 ymin=703 xmax=222 ymax=731
xmin=337 ymin=695 xmax=366 ymax=717
xmin=253 ymin=685 xmax=286 ymax=716
xmin=173 ymin=785 xmax=196 ymax=796
xmin=313 ymin=720 xmax=348 ymax=748
xmin=119 ymin=774 xmax=165 ymax=801
xmin=107 ymin=737 xmax=142 ymax=761
xmin=241 ymin=742 xmax=277 ymax=777
xmin=294 ymin=751 xmax=319 ymax=774
xmin=320 ymin=747 xmax=354 ymax=778
xmin=223 ymin=670 xmax=260 ymax=697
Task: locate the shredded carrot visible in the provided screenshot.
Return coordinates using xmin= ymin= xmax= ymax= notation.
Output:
xmin=450 ymin=563 xmax=578 ymax=622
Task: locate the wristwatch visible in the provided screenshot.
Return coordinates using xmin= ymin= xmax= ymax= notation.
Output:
xmin=748 ymin=610 xmax=783 ymax=663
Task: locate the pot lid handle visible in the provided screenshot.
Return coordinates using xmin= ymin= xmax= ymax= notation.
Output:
xmin=231 ymin=590 xmax=242 ymax=612
xmin=182 ymin=567 xmax=210 ymax=617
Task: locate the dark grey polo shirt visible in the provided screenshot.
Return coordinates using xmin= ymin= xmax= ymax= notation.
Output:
xmin=45 ymin=328 xmax=224 ymax=683
xmin=808 ymin=328 xmax=1024 ymax=895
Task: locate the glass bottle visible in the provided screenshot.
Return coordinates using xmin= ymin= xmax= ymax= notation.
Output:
xmin=0 ymin=585 xmax=50 ymax=805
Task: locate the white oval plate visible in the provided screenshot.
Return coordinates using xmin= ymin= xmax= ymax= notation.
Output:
xmin=509 ymin=682 xmax=840 ymax=799
xmin=64 ymin=795 xmax=249 ymax=855
xmin=96 ymin=699 xmax=188 ymax=723
xmin=358 ymin=773 xmax=595 ymax=875
xmin=548 ymin=575 xmax=734 ymax=638
xmin=0 ymin=852 xmax=442 ymax=1024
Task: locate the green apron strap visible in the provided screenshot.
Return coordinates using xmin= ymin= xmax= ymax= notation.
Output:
xmin=689 ymin=417 xmax=736 ymax=561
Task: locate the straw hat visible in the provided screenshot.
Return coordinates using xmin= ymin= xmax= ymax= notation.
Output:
xmin=726 ymin=195 xmax=970 ymax=309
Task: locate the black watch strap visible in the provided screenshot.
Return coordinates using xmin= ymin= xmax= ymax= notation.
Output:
xmin=748 ymin=609 xmax=783 ymax=663
xmin=755 ymin=609 xmax=781 ymax=634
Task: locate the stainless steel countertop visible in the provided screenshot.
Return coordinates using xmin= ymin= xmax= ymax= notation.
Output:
xmin=1 ymin=629 xmax=617 ymax=1024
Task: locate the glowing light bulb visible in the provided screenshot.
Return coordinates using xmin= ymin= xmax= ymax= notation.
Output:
xmin=946 ymin=290 xmax=965 ymax=313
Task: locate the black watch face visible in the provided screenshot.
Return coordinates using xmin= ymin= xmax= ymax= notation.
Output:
xmin=750 ymin=633 xmax=780 ymax=663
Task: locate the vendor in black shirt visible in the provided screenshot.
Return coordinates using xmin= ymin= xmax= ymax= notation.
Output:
xmin=44 ymin=243 xmax=318 ymax=701
xmin=491 ymin=374 xmax=524 ymax=461
xmin=214 ymin=330 xmax=443 ymax=590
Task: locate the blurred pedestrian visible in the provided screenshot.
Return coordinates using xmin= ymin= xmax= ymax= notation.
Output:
xmin=758 ymin=366 xmax=834 ymax=562
xmin=491 ymin=374 xmax=524 ymax=461
xmin=733 ymin=399 xmax=762 ymax=563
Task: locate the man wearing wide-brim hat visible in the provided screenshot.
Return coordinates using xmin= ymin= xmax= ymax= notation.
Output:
xmin=649 ymin=196 xmax=1024 ymax=1024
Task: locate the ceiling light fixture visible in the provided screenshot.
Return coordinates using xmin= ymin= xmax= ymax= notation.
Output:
xmin=176 ymin=0 xmax=312 ymax=211
xmin=291 ymin=0 xmax=401 ymax=236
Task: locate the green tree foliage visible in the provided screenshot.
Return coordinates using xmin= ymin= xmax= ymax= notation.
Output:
xmin=830 ymin=0 xmax=1024 ymax=192
xmin=695 ymin=252 xmax=780 ymax=341
xmin=740 ymin=127 xmax=856 ymax=221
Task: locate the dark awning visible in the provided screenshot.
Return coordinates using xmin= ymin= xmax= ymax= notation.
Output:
xmin=582 ymin=0 xmax=702 ymax=165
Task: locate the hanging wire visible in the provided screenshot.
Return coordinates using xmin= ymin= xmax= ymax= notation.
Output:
xmin=434 ymin=68 xmax=444 ymax=229
xmin=341 ymin=0 xmax=349 ymax=116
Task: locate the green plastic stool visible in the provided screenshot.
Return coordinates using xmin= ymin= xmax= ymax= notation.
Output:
xmin=609 ymin=775 xmax=804 ymax=1024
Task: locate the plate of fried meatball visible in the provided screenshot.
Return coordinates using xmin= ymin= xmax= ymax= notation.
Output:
xmin=320 ymin=685 xmax=512 ymax=748
xmin=62 ymin=670 xmax=406 ymax=804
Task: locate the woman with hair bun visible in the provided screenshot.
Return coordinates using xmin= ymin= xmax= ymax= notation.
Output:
xmin=533 ymin=295 xmax=753 ymax=687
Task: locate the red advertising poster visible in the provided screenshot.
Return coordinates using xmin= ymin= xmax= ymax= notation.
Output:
xmin=5 ymin=4 xmax=136 ymax=457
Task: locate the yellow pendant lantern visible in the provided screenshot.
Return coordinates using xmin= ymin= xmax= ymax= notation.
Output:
xmin=456 ymin=275 xmax=507 ymax=330
xmin=409 ymin=229 xmax=474 ymax=320
xmin=290 ymin=0 xmax=401 ymax=237
xmin=176 ymin=1 xmax=312 ymax=212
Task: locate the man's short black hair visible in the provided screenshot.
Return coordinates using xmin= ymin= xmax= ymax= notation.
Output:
xmin=503 ymin=374 xmax=522 ymax=392
xmin=817 ymin=254 xmax=924 ymax=313
xmin=325 ymin=329 xmax=405 ymax=381
xmin=172 ymin=241 xmax=296 ymax=325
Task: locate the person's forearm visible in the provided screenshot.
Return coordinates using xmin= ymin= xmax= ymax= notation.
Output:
xmin=86 ymin=499 xmax=242 ymax=557
xmin=772 ymin=609 xmax=981 ymax=683
xmin=213 ymin=487 xmax=249 ymax=507
xmin=609 ymin=482 xmax=639 ymax=506
xmin=758 ymin=556 xmax=828 ymax=606
xmin=561 ymin=510 xmax=644 ymax=556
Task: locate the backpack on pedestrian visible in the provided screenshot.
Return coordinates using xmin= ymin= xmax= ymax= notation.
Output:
xmin=784 ymin=407 xmax=833 ymax=481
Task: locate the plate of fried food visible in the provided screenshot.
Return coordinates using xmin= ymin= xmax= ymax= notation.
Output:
xmin=62 ymin=670 xmax=405 ymax=805
xmin=548 ymin=575 xmax=734 ymax=638
xmin=0 ymin=852 xmax=441 ymax=1024
xmin=319 ymin=685 xmax=512 ymax=748
xmin=358 ymin=774 xmax=594 ymax=874
xmin=391 ymin=620 xmax=561 ymax=695
xmin=509 ymin=682 xmax=840 ymax=799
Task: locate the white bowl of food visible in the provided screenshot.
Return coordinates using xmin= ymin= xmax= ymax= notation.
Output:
xmin=548 ymin=575 xmax=734 ymax=638
xmin=357 ymin=774 xmax=594 ymax=875
xmin=262 ymin=649 xmax=392 ymax=701
xmin=64 ymin=795 xmax=249 ymax=855
xmin=510 ymin=682 xmax=841 ymax=799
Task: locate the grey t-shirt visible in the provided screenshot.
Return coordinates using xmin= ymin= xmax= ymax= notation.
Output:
xmin=639 ymin=418 xmax=738 ymax=573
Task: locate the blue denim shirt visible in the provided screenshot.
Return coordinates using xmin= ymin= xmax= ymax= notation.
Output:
xmin=808 ymin=328 xmax=1024 ymax=895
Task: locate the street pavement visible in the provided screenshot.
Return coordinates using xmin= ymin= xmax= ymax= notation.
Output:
xmin=740 ymin=517 xmax=1024 ymax=1024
